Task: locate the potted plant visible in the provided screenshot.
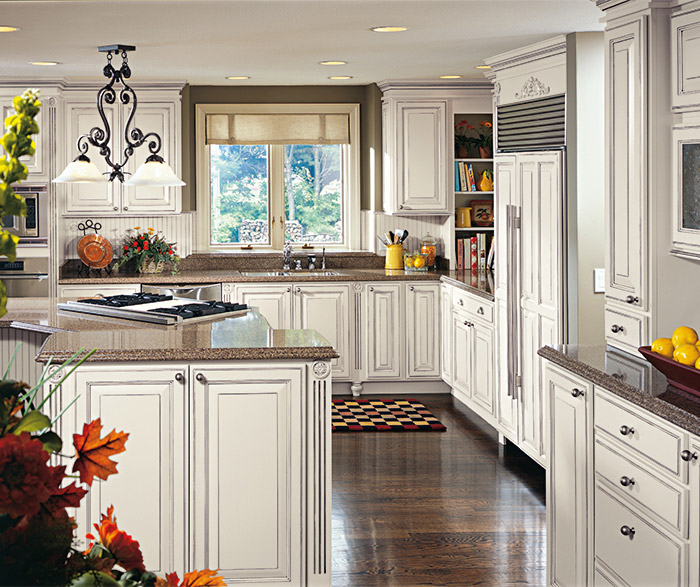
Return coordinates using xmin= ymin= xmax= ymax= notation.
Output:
xmin=116 ymin=227 xmax=180 ymax=274
xmin=455 ymin=120 xmax=493 ymax=159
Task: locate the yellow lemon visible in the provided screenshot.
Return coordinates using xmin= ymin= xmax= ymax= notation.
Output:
xmin=404 ymin=257 xmax=414 ymax=268
xmin=672 ymin=326 xmax=698 ymax=349
xmin=651 ymin=337 xmax=674 ymax=358
xmin=673 ymin=344 xmax=700 ymax=365
xmin=695 ymin=356 xmax=700 ymax=371
xmin=413 ymin=256 xmax=426 ymax=269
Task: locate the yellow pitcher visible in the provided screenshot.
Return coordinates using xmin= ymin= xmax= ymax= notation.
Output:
xmin=479 ymin=169 xmax=494 ymax=192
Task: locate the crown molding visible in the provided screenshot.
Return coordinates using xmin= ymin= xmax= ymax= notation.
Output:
xmin=484 ymin=35 xmax=567 ymax=72
xmin=377 ymin=79 xmax=493 ymax=93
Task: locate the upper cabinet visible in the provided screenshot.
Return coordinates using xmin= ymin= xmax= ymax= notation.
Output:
xmin=61 ymin=85 xmax=183 ymax=216
xmin=672 ymin=6 xmax=700 ymax=111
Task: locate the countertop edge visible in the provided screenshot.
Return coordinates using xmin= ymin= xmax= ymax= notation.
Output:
xmin=538 ymin=345 xmax=700 ymax=437
xmin=440 ymin=275 xmax=495 ymax=301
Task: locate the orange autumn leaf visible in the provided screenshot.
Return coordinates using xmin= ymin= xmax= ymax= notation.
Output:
xmin=181 ymin=569 xmax=225 ymax=587
xmin=72 ymin=418 xmax=128 ymax=486
xmin=94 ymin=505 xmax=145 ymax=573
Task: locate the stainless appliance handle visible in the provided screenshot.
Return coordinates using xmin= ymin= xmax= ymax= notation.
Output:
xmin=506 ymin=204 xmax=521 ymax=401
xmin=0 ymin=273 xmax=49 ymax=280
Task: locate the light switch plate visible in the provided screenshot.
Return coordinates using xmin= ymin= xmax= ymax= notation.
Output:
xmin=594 ymin=268 xmax=605 ymax=293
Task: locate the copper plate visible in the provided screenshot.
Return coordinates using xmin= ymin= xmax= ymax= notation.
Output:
xmin=77 ymin=233 xmax=113 ymax=269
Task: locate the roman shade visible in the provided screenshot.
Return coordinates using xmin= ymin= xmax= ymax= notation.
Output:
xmin=205 ymin=113 xmax=350 ymax=145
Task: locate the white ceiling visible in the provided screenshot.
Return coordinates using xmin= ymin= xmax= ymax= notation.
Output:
xmin=0 ymin=0 xmax=603 ymax=86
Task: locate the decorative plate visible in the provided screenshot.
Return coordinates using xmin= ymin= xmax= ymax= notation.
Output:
xmin=638 ymin=346 xmax=700 ymax=398
xmin=77 ymin=233 xmax=113 ymax=269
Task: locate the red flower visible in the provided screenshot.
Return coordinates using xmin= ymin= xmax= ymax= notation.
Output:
xmin=143 ymin=243 xmax=149 ymax=250
xmin=136 ymin=247 xmax=141 ymax=252
xmin=168 ymin=250 xmax=173 ymax=255
xmin=466 ymin=124 xmax=475 ymax=130
xmin=95 ymin=505 xmax=145 ymax=573
xmin=133 ymin=241 xmax=138 ymax=247
xmin=0 ymin=432 xmax=53 ymax=519
xmin=124 ymin=245 xmax=128 ymax=251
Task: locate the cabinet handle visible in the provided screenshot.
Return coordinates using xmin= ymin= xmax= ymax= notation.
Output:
xmin=458 ymin=299 xmax=464 ymax=306
xmin=681 ymin=450 xmax=698 ymax=462
xmin=175 ymin=373 xmax=184 ymax=383
xmin=619 ymin=425 xmax=634 ymax=436
xmin=195 ymin=373 xmax=206 ymax=383
xmin=410 ymin=286 xmax=415 ymax=291
xmin=296 ymin=287 xmax=301 ymax=293
xmin=619 ymin=476 xmax=635 ymax=487
xmin=571 ymin=388 xmax=584 ymax=398
xmin=611 ymin=324 xmax=624 ymax=333
xmin=369 ymin=286 xmax=374 ymax=292
xmin=113 ymin=206 xmax=118 ymax=211
xmin=286 ymin=287 xmax=291 ymax=292
xmin=477 ymin=307 xmax=484 ymax=315
xmin=620 ymin=525 xmax=635 ymax=538
xmin=399 ymin=205 xmax=404 ymax=210
xmin=625 ymin=295 xmax=639 ymax=304
xmin=611 ymin=372 xmax=625 ymax=380
xmin=123 ymin=206 xmax=128 ymax=211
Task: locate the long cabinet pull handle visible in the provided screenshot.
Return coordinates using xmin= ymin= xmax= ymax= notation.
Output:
xmin=681 ymin=450 xmax=698 ymax=462
xmin=619 ymin=425 xmax=634 ymax=436
xmin=195 ymin=373 xmax=206 ymax=383
xmin=619 ymin=476 xmax=635 ymax=487
xmin=175 ymin=373 xmax=185 ymax=383
xmin=620 ymin=525 xmax=635 ymax=538
xmin=571 ymin=388 xmax=584 ymax=398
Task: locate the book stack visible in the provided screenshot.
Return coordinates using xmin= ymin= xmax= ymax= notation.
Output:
xmin=455 ymin=234 xmax=495 ymax=272
xmin=454 ymin=161 xmax=478 ymax=192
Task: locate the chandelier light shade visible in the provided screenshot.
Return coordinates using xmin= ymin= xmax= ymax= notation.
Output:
xmin=53 ymin=44 xmax=185 ymax=188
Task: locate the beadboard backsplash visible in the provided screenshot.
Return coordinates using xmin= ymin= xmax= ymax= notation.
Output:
xmin=60 ymin=213 xmax=195 ymax=263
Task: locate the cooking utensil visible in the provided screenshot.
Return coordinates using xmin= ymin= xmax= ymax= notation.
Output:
xmin=400 ymin=229 xmax=409 ymax=243
xmin=77 ymin=220 xmax=113 ymax=269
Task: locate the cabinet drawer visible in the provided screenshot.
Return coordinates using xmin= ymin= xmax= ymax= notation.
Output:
xmin=595 ymin=438 xmax=687 ymax=537
xmin=605 ymin=307 xmax=647 ymax=352
xmin=452 ymin=289 xmax=493 ymax=323
xmin=595 ymin=483 xmax=686 ymax=587
xmin=595 ymin=389 xmax=686 ymax=480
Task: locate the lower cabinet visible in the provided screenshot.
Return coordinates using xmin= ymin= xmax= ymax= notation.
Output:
xmin=405 ymin=284 xmax=440 ymax=379
xmin=440 ymin=284 xmax=452 ymax=385
xmin=54 ymin=360 xmax=332 ymax=586
xmin=451 ymin=314 xmax=473 ymax=399
xmin=363 ymin=283 xmax=403 ymax=379
xmin=226 ymin=283 xmax=292 ymax=329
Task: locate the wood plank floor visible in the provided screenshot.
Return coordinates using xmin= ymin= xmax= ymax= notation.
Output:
xmin=332 ymin=394 xmax=546 ymax=586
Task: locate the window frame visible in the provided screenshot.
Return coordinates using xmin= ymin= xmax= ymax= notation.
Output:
xmin=195 ymin=103 xmax=361 ymax=252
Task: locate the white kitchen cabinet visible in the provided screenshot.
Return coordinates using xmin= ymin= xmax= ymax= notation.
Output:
xmin=405 ymin=283 xmax=440 ymax=378
xmin=471 ymin=319 xmax=495 ymax=416
xmin=65 ymin=364 xmax=188 ymax=578
xmin=61 ymin=91 xmax=182 ymax=216
xmin=451 ymin=312 xmax=473 ymax=400
xmin=496 ymin=297 xmax=518 ymax=439
xmin=294 ymin=283 xmax=352 ymax=380
xmin=440 ymin=283 xmax=453 ymax=385
xmin=545 ymin=363 xmax=592 ymax=587
xmin=364 ymin=283 xmax=402 ymax=380
xmin=227 ymin=283 xmax=293 ymax=329
xmin=190 ymin=365 xmax=303 ymax=585
xmin=672 ymin=8 xmax=700 ymax=111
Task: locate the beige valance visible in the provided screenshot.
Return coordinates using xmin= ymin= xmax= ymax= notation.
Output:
xmin=205 ymin=113 xmax=350 ymax=145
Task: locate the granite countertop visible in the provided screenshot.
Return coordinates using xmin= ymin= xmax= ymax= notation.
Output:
xmin=2 ymin=299 xmax=338 ymax=363
xmin=539 ymin=344 xmax=700 ymax=437
xmin=440 ymin=270 xmax=495 ymax=301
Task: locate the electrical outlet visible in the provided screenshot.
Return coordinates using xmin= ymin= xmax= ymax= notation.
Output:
xmin=594 ymin=268 xmax=605 ymax=293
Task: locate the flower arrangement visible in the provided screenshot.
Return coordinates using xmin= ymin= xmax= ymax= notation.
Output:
xmin=0 ymin=348 xmax=223 ymax=586
xmin=454 ymin=119 xmax=493 ymax=157
xmin=116 ymin=227 xmax=180 ymax=274
xmin=0 ymin=89 xmax=41 ymax=317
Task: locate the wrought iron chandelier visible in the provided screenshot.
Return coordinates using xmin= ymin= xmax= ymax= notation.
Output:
xmin=54 ymin=44 xmax=184 ymax=186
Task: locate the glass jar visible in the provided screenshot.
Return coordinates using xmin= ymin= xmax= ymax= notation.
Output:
xmin=420 ymin=233 xmax=437 ymax=270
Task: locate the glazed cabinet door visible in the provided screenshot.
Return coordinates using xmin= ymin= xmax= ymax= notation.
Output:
xmin=495 ymin=298 xmax=518 ymax=440
xmin=471 ymin=320 xmax=495 ymax=417
xmin=405 ymin=283 xmax=440 ymax=378
xmin=451 ymin=312 xmax=473 ymax=400
xmin=546 ymin=364 xmax=591 ymax=587
xmin=440 ymin=283 xmax=453 ymax=385
xmin=190 ymin=365 xmax=302 ymax=586
xmin=605 ymin=18 xmax=647 ymax=309
xmin=69 ymin=364 xmax=188 ymax=578
xmin=229 ymin=283 xmax=293 ymax=329
xmin=121 ymin=100 xmax=181 ymax=214
xmin=364 ymin=283 xmax=402 ymax=380
xmin=294 ymin=283 xmax=352 ymax=380
xmin=62 ymin=100 xmax=120 ymax=214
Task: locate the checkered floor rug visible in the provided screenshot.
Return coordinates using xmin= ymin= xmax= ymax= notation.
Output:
xmin=332 ymin=399 xmax=447 ymax=432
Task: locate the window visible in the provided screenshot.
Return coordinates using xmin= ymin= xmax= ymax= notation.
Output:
xmin=197 ymin=104 xmax=360 ymax=251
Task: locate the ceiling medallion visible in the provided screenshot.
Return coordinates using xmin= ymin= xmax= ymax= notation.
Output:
xmin=54 ymin=44 xmax=184 ymax=187
xmin=515 ymin=76 xmax=550 ymax=100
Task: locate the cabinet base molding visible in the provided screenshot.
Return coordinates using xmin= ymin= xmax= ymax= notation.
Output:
xmin=333 ymin=380 xmax=449 ymax=397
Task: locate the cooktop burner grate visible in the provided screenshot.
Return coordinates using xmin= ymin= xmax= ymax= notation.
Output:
xmin=79 ymin=292 xmax=173 ymax=307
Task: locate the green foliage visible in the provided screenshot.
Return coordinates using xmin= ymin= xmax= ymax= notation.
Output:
xmin=116 ymin=228 xmax=181 ymax=273
xmin=0 ymin=89 xmax=41 ymax=317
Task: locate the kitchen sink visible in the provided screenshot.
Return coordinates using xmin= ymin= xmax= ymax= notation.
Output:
xmin=240 ymin=270 xmax=340 ymax=277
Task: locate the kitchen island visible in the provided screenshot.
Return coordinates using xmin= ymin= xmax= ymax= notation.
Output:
xmin=7 ymin=304 xmax=334 ymax=587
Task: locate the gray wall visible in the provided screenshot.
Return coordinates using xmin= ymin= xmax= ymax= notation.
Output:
xmin=181 ymin=84 xmax=382 ymax=211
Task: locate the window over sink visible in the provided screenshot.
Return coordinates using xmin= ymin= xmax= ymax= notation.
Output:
xmin=196 ymin=104 xmax=360 ymax=251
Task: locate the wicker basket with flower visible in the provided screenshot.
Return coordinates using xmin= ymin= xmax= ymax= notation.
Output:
xmin=116 ymin=227 xmax=180 ymax=274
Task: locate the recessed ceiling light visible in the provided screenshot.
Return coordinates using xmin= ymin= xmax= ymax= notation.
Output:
xmin=320 ymin=60 xmax=347 ymax=66
xmin=329 ymin=76 xmax=353 ymax=80
xmin=370 ymin=26 xmax=407 ymax=33
xmin=225 ymin=76 xmax=250 ymax=80
xmin=30 ymin=61 xmax=59 ymax=66
xmin=440 ymin=75 xmax=462 ymax=79
xmin=475 ymin=65 xmax=491 ymax=70
xmin=0 ymin=25 xmax=20 ymax=33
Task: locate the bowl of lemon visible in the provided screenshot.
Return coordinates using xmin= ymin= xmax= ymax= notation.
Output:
xmin=403 ymin=251 xmax=428 ymax=272
xmin=639 ymin=326 xmax=700 ymax=397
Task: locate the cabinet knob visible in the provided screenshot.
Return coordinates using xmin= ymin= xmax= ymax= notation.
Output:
xmin=620 ymin=525 xmax=635 ymax=538
xmin=619 ymin=425 xmax=634 ymax=436
xmin=571 ymin=388 xmax=584 ymax=398
xmin=625 ymin=295 xmax=639 ymax=304
xmin=195 ymin=373 xmax=206 ymax=383
xmin=296 ymin=287 xmax=301 ymax=293
xmin=611 ymin=324 xmax=624 ymax=333
xmin=399 ymin=205 xmax=404 ymax=210
xmin=477 ymin=307 xmax=484 ymax=315
xmin=175 ymin=373 xmax=184 ymax=383
xmin=458 ymin=299 xmax=464 ymax=306
xmin=410 ymin=286 xmax=415 ymax=291
xmin=369 ymin=286 xmax=374 ymax=292
xmin=286 ymin=287 xmax=291 ymax=292
xmin=681 ymin=450 xmax=698 ymax=462
xmin=113 ymin=206 xmax=118 ymax=211
xmin=123 ymin=206 xmax=128 ymax=211
xmin=619 ymin=476 xmax=635 ymax=487
xmin=611 ymin=372 xmax=625 ymax=380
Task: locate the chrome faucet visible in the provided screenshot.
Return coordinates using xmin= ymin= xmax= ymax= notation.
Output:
xmin=321 ymin=247 xmax=326 ymax=270
xmin=282 ymin=243 xmax=292 ymax=271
